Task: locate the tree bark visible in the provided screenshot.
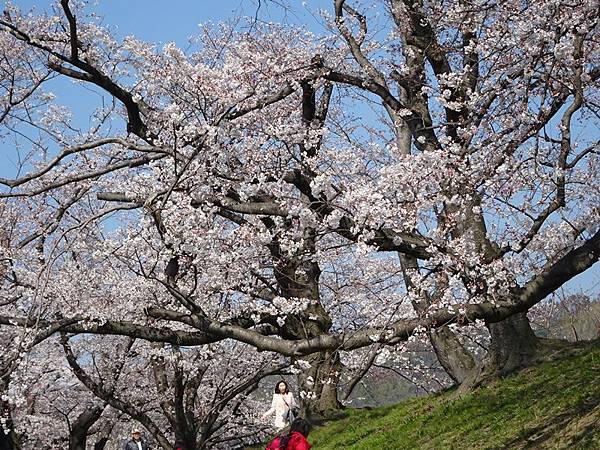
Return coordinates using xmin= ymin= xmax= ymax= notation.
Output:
xmin=400 ymin=254 xmax=477 ymax=384
xmin=429 ymin=327 xmax=477 ymax=384
xmin=461 ymin=311 xmax=540 ymax=390
xmin=266 ymin=214 xmax=344 ymax=419
xmin=93 ymin=437 xmax=108 ymax=450
xmin=69 ymin=405 xmax=105 ymax=450
xmin=287 ymin=302 xmax=343 ymax=419
xmin=0 ymin=428 xmax=18 ymax=450
xmin=485 ymin=312 xmax=539 ymax=377
xmin=297 ymin=350 xmax=343 ymax=420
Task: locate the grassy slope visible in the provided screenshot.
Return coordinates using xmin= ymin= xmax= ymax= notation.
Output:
xmin=306 ymin=343 xmax=600 ymax=450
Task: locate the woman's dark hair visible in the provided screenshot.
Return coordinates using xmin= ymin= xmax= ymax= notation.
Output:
xmin=274 ymin=379 xmax=289 ymax=394
xmin=290 ymin=418 xmax=310 ymax=437
xmin=278 ymin=418 xmax=311 ymax=449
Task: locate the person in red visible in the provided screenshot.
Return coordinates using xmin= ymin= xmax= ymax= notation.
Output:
xmin=266 ymin=418 xmax=311 ymax=450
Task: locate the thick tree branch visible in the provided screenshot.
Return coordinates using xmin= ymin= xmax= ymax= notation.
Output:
xmin=0 ymin=315 xmax=218 ymax=346
xmin=3 ymin=221 xmax=600 ymax=361
xmin=518 ymin=228 xmax=600 ymax=310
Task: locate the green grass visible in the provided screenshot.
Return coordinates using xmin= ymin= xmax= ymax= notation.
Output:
xmin=301 ymin=343 xmax=600 ymax=449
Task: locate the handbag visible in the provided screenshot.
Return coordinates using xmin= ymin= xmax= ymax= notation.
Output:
xmin=282 ymin=395 xmax=299 ymax=422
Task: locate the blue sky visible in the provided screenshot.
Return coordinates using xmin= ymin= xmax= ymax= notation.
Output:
xmin=13 ymin=0 xmax=333 ymax=45
xmin=2 ymin=0 xmax=599 ymax=297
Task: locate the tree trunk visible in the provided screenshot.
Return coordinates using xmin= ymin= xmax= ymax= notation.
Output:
xmin=0 ymin=431 xmax=17 ymax=450
xmin=297 ymin=350 xmax=343 ymax=420
xmin=399 ymin=254 xmax=478 ymax=384
xmin=485 ymin=311 xmax=539 ymax=377
xmin=287 ymin=303 xmax=344 ymax=420
xmin=429 ymin=326 xmax=477 ymax=384
xmin=92 ymin=413 xmax=116 ymax=450
xmin=69 ymin=405 xmax=104 ymax=450
xmin=461 ymin=311 xmax=539 ymax=390
xmin=271 ymin=238 xmax=344 ymax=419
xmin=93 ymin=437 xmax=109 ymax=450
xmin=177 ymin=428 xmax=197 ymax=450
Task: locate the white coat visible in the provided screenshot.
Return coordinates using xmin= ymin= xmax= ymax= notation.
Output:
xmin=262 ymin=392 xmax=297 ymax=429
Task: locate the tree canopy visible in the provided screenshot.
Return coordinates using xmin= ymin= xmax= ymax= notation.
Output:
xmin=0 ymin=0 xmax=598 ymax=448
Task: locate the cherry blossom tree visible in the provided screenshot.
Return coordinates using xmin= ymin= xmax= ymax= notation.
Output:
xmin=317 ymin=0 xmax=599 ymax=384
xmin=6 ymin=332 xmax=287 ymax=450
xmin=7 ymin=336 xmax=113 ymax=450
xmin=0 ymin=1 xmax=599 ymax=442
xmin=59 ymin=335 xmax=287 ymax=449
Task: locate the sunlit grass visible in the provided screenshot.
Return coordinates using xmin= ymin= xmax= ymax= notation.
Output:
xmin=305 ymin=343 xmax=600 ymax=449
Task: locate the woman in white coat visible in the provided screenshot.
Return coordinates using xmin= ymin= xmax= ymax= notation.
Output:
xmin=261 ymin=380 xmax=297 ymax=430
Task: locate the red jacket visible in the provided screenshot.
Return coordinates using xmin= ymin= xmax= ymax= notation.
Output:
xmin=266 ymin=432 xmax=311 ymax=450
